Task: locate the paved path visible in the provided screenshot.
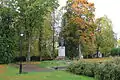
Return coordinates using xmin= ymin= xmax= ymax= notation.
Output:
xmin=10 ymin=63 xmax=53 ymax=72
xmin=23 ymin=64 xmax=53 ymax=72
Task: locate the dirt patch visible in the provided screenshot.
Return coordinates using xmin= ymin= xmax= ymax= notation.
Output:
xmin=0 ymin=65 xmax=6 ymax=74
xmin=0 ymin=65 xmax=4 ymax=68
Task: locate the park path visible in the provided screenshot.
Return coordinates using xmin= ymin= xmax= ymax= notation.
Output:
xmin=10 ymin=63 xmax=53 ymax=72
xmin=22 ymin=64 xmax=53 ymax=72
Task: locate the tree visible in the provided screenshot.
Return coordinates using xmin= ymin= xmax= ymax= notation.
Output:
xmin=61 ymin=0 xmax=96 ymax=59
xmin=117 ymin=39 xmax=120 ymax=47
xmin=0 ymin=0 xmax=59 ymax=62
xmin=95 ymin=16 xmax=117 ymax=56
xmin=38 ymin=13 xmax=54 ymax=59
xmin=15 ymin=0 xmax=58 ymax=61
xmin=0 ymin=1 xmax=18 ymax=63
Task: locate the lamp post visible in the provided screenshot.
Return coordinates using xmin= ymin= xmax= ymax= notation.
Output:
xmin=19 ymin=33 xmax=24 ymax=74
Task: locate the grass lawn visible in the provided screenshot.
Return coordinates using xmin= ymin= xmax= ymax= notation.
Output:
xmin=0 ymin=58 xmax=112 ymax=80
xmin=82 ymin=57 xmax=112 ymax=62
xmin=0 ymin=64 xmax=96 ymax=80
xmin=37 ymin=60 xmax=69 ymax=68
xmin=27 ymin=58 xmax=112 ymax=68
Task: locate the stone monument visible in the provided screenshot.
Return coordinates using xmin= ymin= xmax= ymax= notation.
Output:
xmin=56 ymin=37 xmax=65 ymax=60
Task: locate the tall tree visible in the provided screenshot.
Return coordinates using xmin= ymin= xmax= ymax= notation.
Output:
xmin=0 ymin=0 xmax=59 ymax=62
xmin=95 ymin=16 xmax=117 ymax=56
xmin=117 ymin=39 xmax=120 ymax=47
xmin=15 ymin=0 xmax=58 ymax=61
xmin=61 ymin=0 xmax=96 ymax=59
xmin=38 ymin=13 xmax=53 ymax=59
xmin=0 ymin=0 xmax=18 ymax=63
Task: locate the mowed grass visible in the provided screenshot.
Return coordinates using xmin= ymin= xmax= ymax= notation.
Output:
xmin=38 ymin=60 xmax=69 ymax=68
xmin=82 ymin=57 xmax=112 ymax=62
xmin=0 ymin=64 xmax=96 ymax=80
xmin=0 ymin=58 xmax=112 ymax=80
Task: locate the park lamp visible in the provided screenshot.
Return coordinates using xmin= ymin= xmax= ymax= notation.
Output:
xmin=20 ymin=33 xmax=24 ymax=37
xmin=20 ymin=29 xmax=24 ymax=37
xmin=19 ymin=31 xmax=24 ymax=74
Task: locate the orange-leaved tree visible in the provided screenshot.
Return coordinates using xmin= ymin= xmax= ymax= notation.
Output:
xmin=61 ymin=0 xmax=96 ymax=58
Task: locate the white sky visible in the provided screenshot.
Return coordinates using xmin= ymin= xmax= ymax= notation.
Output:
xmin=59 ymin=0 xmax=120 ymax=38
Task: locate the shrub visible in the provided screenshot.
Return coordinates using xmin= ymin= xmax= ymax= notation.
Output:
xmin=67 ymin=58 xmax=120 ymax=80
xmin=31 ymin=56 xmax=40 ymax=61
xmin=95 ymin=61 xmax=120 ymax=80
xmin=14 ymin=56 xmax=26 ymax=62
xmin=114 ymin=57 xmax=120 ymax=64
xmin=111 ymin=48 xmax=120 ymax=56
xmin=67 ymin=61 xmax=97 ymax=77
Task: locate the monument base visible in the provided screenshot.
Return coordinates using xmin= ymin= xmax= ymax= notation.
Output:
xmin=55 ymin=56 xmax=65 ymax=60
xmin=58 ymin=46 xmax=65 ymax=56
xmin=56 ymin=46 xmax=65 ymax=60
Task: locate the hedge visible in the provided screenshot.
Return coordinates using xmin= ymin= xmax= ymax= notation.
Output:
xmin=111 ymin=47 xmax=120 ymax=56
xmin=67 ymin=58 xmax=120 ymax=80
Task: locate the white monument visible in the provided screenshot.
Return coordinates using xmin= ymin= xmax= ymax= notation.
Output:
xmin=57 ymin=37 xmax=65 ymax=60
xmin=58 ymin=46 xmax=65 ymax=56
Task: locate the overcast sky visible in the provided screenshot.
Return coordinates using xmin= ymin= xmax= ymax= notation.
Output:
xmin=58 ymin=0 xmax=120 ymax=39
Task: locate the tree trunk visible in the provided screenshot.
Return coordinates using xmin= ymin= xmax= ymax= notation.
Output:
xmin=52 ymin=28 xmax=55 ymax=59
xmin=96 ymin=46 xmax=99 ymax=58
xmin=27 ymin=36 xmax=31 ymax=61
xmin=49 ymin=43 xmax=53 ymax=59
xmin=78 ymin=44 xmax=82 ymax=59
xmin=38 ymin=33 xmax=42 ymax=61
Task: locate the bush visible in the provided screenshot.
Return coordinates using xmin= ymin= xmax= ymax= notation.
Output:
xmin=14 ymin=56 xmax=26 ymax=62
xmin=67 ymin=58 xmax=120 ymax=80
xmin=67 ymin=61 xmax=97 ymax=77
xmin=111 ymin=48 xmax=120 ymax=56
xmin=31 ymin=56 xmax=40 ymax=61
xmin=95 ymin=61 xmax=120 ymax=80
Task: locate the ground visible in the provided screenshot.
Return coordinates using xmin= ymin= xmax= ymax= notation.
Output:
xmin=0 ymin=60 xmax=96 ymax=80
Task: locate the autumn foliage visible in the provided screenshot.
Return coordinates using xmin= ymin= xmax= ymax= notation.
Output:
xmin=71 ymin=0 xmax=94 ymax=14
xmin=62 ymin=0 xmax=96 ymax=57
xmin=70 ymin=0 xmax=95 ymax=42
